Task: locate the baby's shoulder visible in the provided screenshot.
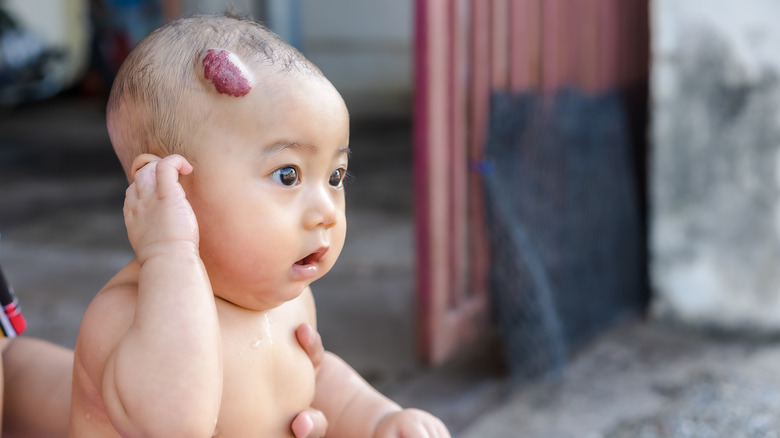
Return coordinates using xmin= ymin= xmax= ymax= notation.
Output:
xmin=89 ymin=260 xmax=140 ymax=314
xmin=73 ymin=261 xmax=140 ymax=386
xmin=77 ymin=261 xmax=140 ymax=350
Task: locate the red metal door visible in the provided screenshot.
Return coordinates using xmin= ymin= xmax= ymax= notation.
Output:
xmin=414 ymin=0 xmax=491 ymax=366
xmin=414 ymin=0 xmax=649 ymax=365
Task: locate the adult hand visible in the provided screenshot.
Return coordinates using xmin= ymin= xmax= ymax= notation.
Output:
xmin=292 ymin=323 xmax=328 ymax=437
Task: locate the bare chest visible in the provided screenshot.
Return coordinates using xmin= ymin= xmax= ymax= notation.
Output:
xmin=213 ymin=312 xmax=315 ymax=437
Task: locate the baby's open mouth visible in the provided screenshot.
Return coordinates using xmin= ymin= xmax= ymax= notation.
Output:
xmin=295 ymin=247 xmax=327 ymax=266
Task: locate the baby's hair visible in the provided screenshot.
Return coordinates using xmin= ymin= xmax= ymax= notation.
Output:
xmin=107 ymin=13 xmax=322 ymax=177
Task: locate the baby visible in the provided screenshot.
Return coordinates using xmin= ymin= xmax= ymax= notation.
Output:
xmin=69 ymin=14 xmax=450 ymax=438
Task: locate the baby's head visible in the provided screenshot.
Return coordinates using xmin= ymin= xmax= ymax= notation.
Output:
xmin=110 ymin=14 xmax=351 ymax=309
xmin=107 ymin=14 xmax=324 ymax=179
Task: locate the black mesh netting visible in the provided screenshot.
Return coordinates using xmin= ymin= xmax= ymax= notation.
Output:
xmin=483 ymin=88 xmax=645 ymax=381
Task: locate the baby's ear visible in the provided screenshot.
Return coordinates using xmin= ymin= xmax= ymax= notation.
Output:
xmin=130 ymin=153 xmax=163 ymax=181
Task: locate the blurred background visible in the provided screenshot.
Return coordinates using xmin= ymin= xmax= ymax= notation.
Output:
xmin=2 ymin=0 xmax=780 ymax=437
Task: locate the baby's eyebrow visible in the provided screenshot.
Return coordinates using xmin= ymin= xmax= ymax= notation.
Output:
xmin=264 ymin=142 xmax=315 ymax=156
xmin=264 ymin=143 xmax=351 ymax=158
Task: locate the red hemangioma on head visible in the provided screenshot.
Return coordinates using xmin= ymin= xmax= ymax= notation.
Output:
xmin=202 ymin=48 xmax=252 ymax=97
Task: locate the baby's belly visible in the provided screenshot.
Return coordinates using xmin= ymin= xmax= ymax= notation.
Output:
xmin=213 ymin=337 xmax=316 ymax=437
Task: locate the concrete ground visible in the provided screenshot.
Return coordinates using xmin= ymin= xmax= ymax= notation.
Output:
xmin=459 ymin=321 xmax=780 ymax=438
xmin=4 ymin=94 xmax=780 ymax=437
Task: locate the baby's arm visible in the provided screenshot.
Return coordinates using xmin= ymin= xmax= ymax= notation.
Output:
xmin=102 ymin=154 xmax=222 ymax=436
xmin=313 ymin=352 xmax=450 ymax=438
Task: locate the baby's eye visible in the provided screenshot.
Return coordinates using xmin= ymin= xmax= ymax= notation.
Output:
xmin=271 ymin=167 xmax=299 ymax=186
xmin=329 ymin=168 xmax=346 ymax=188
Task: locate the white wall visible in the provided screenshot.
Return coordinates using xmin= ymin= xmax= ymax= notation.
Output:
xmin=300 ymin=0 xmax=413 ymax=118
xmin=4 ymin=0 xmax=90 ymax=87
xmin=181 ymin=0 xmax=413 ymax=119
xmin=182 ymin=0 xmax=257 ymax=16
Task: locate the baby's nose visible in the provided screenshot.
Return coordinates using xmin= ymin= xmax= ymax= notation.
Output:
xmin=303 ymin=186 xmax=339 ymax=229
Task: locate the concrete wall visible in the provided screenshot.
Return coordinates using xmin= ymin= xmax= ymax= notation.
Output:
xmin=650 ymin=0 xmax=780 ymax=332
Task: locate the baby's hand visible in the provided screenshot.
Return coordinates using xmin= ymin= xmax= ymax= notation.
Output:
xmin=374 ymin=408 xmax=451 ymax=438
xmin=123 ymin=154 xmax=199 ymax=263
xmin=296 ymin=323 xmax=324 ymax=373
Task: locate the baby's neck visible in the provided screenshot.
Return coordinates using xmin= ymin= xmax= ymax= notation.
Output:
xmin=212 ymin=292 xmax=284 ymax=314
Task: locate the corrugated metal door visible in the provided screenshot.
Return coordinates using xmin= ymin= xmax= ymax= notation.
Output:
xmin=414 ymin=0 xmax=649 ymax=365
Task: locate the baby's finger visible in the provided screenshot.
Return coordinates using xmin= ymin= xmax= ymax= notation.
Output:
xmin=130 ymin=153 xmax=162 ymax=180
xmin=435 ymin=419 xmax=451 ymax=438
xmin=123 ymin=183 xmax=139 ymax=213
xmin=154 ymin=154 xmax=193 ymax=197
xmin=132 ymin=161 xmax=158 ymax=198
xmin=411 ymin=422 xmax=429 ymax=438
xmin=291 ymin=409 xmax=328 ymax=438
xmin=418 ymin=414 xmax=446 ymax=438
xmin=130 ymin=153 xmax=161 ymax=198
xmin=295 ymin=324 xmax=324 ymax=371
xmin=427 ymin=421 xmax=449 ymax=438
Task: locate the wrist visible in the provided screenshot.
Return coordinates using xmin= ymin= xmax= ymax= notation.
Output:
xmin=136 ymin=240 xmax=200 ymax=265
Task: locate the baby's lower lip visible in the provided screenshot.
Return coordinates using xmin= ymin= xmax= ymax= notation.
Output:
xmin=291 ymin=263 xmax=319 ymax=280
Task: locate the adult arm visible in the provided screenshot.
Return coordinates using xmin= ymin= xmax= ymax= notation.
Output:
xmin=1 ymin=337 xmax=72 ymax=438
